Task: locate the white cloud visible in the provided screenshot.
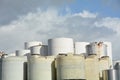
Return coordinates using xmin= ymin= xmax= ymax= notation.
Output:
xmin=73 ymin=10 xmax=98 ymax=18
xmin=94 ymin=17 xmax=120 ymax=35
xmin=0 ymin=9 xmax=120 ymax=59
xmin=0 ymin=0 xmax=74 ymax=25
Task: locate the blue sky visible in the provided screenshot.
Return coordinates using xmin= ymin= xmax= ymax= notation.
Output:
xmin=0 ymin=0 xmax=120 ymax=59
xmin=62 ymin=0 xmax=120 ymax=17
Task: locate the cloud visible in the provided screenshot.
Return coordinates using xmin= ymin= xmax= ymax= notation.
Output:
xmin=94 ymin=16 xmax=120 ymax=59
xmin=73 ymin=10 xmax=98 ymax=18
xmin=0 ymin=9 xmax=120 ymax=59
xmin=0 ymin=0 xmax=74 ymax=25
xmin=94 ymin=17 xmax=120 ymax=35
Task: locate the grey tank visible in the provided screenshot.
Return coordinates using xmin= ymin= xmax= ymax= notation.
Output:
xmin=103 ymin=69 xmax=118 ymax=80
xmin=114 ymin=62 xmax=120 ymax=80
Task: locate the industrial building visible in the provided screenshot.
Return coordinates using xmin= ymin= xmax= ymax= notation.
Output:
xmin=0 ymin=37 xmax=119 ymax=80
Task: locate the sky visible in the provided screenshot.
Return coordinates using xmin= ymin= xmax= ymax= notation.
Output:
xmin=0 ymin=0 xmax=120 ymax=60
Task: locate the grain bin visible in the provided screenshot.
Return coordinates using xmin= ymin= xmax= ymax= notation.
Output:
xmin=24 ymin=41 xmax=42 ymax=49
xmin=48 ymin=38 xmax=74 ymax=56
xmin=2 ymin=56 xmax=27 ymax=80
xmin=16 ymin=50 xmax=30 ymax=56
xmin=85 ymin=54 xmax=99 ymax=80
xmin=103 ymin=69 xmax=118 ymax=80
xmin=28 ymin=55 xmax=55 ymax=80
xmin=56 ymin=53 xmax=85 ymax=80
xmin=75 ymin=42 xmax=89 ymax=54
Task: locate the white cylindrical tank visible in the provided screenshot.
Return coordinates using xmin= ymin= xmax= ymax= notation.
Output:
xmin=104 ymin=42 xmax=112 ymax=63
xmin=86 ymin=42 xmax=107 ymax=57
xmin=86 ymin=42 xmax=98 ymax=55
xmin=28 ymin=55 xmax=55 ymax=80
xmin=40 ymin=45 xmax=48 ymax=56
xmin=7 ymin=53 xmax=16 ymax=57
xmin=99 ymin=44 xmax=107 ymax=57
xmin=56 ymin=54 xmax=85 ymax=80
xmin=48 ymin=38 xmax=74 ymax=56
xmin=16 ymin=50 xmax=30 ymax=56
xmin=75 ymin=42 xmax=89 ymax=54
xmin=24 ymin=41 xmax=42 ymax=49
xmin=2 ymin=56 xmax=27 ymax=80
xmin=30 ymin=46 xmax=41 ymax=55
xmin=85 ymin=55 xmax=99 ymax=80
xmin=99 ymin=56 xmax=111 ymax=79
xmin=30 ymin=45 xmax=48 ymax=56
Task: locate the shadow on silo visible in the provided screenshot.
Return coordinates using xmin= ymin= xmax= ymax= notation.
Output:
xmin=23 ymin=62 xmax=27 ymax=80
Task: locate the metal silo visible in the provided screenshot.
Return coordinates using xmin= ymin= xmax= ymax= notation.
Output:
xmin=30 ymin=46 xmax=41 ymax=55
xmin=74 ymin=42 xmax=89 ymax=54
xmin=56 ymin=53 xmax=85 ymax=80
xmin=104 ymin=42 xmax=113 ymax=65
xmin=2 ymin=56 xmax=27 ymax=80
xmin=30 ymin=45 xmax=48 ymax=56
xmin=103 ymin=69 xmax=118 ymax=80
xmin=40 ymin=45 xmax=48 ymax=56
xmin=86 ymin=42 xmax=107 ymax=58
xmin=114 ymin=62 xmax=120 ymax=80
xmin=7 ymin=53 xmax=16 ymax=57
xmin=99 ymin=56 xmax=111 ymax=79
xmin=24 ymin=41 xmax=42 ymax=49
xmin=86 ymin=42 xmax=98 ymax=55
xmin=16 ymin=50 xmax=30 ymax=56
xmin=48 ymin=38 xmax=74 ymax=56
xmin=28 ymin=55 xmax=55 ymax=80
xmin=85 ymin=54 xmax=99 ymax=80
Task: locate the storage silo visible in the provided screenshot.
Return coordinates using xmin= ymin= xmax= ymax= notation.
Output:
xmin=85 ymin=54 xmax=99 ymax=80
xmin=86 ymin=42 xmax=98 ymax=55
xmin=16 ymin=50 xmax=30 ymax=56
xmin=99 ymin=56 xmax=111 ymax=79
xmin=104 ymin=42 xmax=113 ymax=64
xmin=74 ymin=42 xmax=89 ymax=54
xmin=48 ymin=38 xmax=74 ymax=56
xmin=28 ymin=55 xmax=55 ymax=80
xmin=24 ymin=41 xmax=42 ymax=49
xmin=86 ymin=42 xmax=107 ymax=58
xmin=7 ymin=53 xmax=16 ymax=57
xmin=30 ymin=46 xmax=41 ymax=55
xmin=40 ymin=45 xmax=48 ymax=56
xmin=2 ymin=56 xmax=27 ymax=80
xmin=30 ymin=45 xmax=48 ymax=56
xmin=56 ymin=53 xmax=85 ymax=80
xmin=103 ymin=69 xmax=118 ymax=80
xmin=114 ymin=62 xmax=120 ymax=80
